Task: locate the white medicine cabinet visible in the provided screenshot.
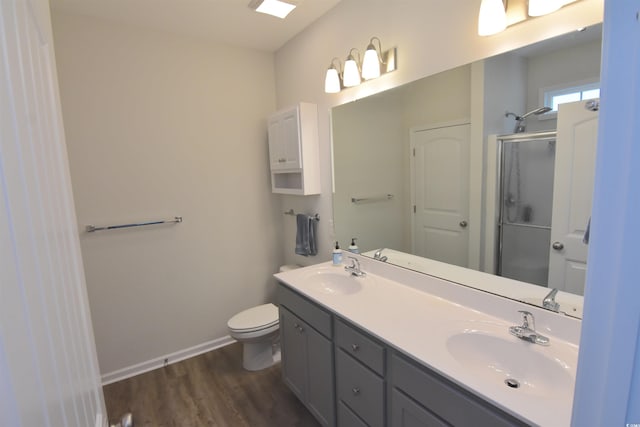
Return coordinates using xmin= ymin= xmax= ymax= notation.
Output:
xmin=267 ymin=102 xmax=321 ymax=195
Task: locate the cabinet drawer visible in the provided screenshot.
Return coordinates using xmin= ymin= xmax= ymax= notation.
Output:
xmin=336 ymin=349 xmax=384 ymax=427
xmin=392 ymin=389 xmax=450 ymax=427
xmin=336 ymin=318 xmax=385 ymax=375
xmin=391 ymin=354 xmax=527 ymax=427
xmin=277 ymin=284 xmax=332 ymax=338
xmin=337 ymin=401 xmax=368 ymax=427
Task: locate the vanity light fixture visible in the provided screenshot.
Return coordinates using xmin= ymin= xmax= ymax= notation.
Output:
xmin=324 ymin=37 xmax=397 ymax=93
xmin=478 ymin=0 xmax=507 ymax=36
xmin=362 ymin=37 xmax=383 ymax=79
xmin=362 ymin=37 xmax=398 ymax=80
xmin=343 ymin=48 xmax=362 ymax=87
xmin=248 ymin=0 xmax=296 ymax=19
xmin=324 ymin=58 xmax=342 ymax=94
xmin=478 ymin=0 xmax=580 ymax=36
xmin=528 ymin=0 xmax=562 ymax=17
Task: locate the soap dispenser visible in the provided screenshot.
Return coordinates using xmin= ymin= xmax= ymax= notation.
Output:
xmin=332 ymin=241 xmax=343 ymax=266
xmin=348 ymin=238 xmax=360 ymax=254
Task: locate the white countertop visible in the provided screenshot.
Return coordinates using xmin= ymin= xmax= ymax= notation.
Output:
xmin=274 ymin=255 xmax=581 ymax=427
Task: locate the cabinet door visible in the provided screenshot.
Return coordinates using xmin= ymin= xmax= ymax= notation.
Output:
xmin=268 ymin=109 xmax=301 ymax=170
xmin=306 ymin=326 xmax=335 ymax=426
xmin=392 ymin=390 xmax=450 ymax=427
xmin=280 ymin=308 xmax=307 ymax=402
xmin=336 ymin=350 xmax=384 ymax=427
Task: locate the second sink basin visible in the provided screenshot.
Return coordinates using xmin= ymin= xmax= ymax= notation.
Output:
xmin=446 ymin=325 xmax=576 ymax=398
xmin=301 ymin=267 xmax=363 ymax=295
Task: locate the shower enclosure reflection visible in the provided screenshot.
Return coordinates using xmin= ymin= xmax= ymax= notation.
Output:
xmin=498 ymin=133 xmax=556 ymax=286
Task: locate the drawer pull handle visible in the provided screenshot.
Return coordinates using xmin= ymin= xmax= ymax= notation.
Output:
xmin=351 ymin=344 xmax=360 ymax=351
xmin=352 ymin=387 xmax=360 ymax=395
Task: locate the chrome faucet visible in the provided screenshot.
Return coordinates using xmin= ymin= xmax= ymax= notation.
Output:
xmin=543 ymin=288 xmax=560 ymax=312
xmin=373 ymin=248 xmax=388 ymax=262
xmin=509 ymin=311 xmax=550 ymax=346
xmin=345 ymin=256 xmax=366 ymax=277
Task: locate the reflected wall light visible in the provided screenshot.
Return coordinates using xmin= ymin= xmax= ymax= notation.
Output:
xmin=478 ymin=0 xmax=580 ymax=36
xmin=478 ymin=0 xmax=507 ymax=36
xmin=343 ymin=48 xmax=362 ymax=87
xmin=528 ymin=0 xmax=562 ymax=17
xmin=324 ymin=58 xmax=342 ymax=94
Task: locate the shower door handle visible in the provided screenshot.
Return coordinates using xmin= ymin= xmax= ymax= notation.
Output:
xmin=552 ymin=241 xmax=564 ymax=250
xmin=459 ymin=220 xmax=468 ymax=228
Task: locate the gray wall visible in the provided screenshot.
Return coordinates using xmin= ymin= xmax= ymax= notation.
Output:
xmin=53 ymin=12 xmax=283 ymax=376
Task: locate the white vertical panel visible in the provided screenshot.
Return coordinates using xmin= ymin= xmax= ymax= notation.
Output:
xmin=0 ymin=0 xmax=106 ymax=426
xmin=548 ymin=100 xmax=598 ymax=292
xmin=572 ymin=1 xmax=640 ymax=425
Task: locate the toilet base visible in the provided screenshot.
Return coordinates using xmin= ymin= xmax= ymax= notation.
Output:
xmin=242 ymin=341 xmax=280 ymax=371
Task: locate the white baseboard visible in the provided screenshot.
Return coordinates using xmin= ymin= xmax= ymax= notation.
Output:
xmin=101 ymin=335 xmax=236 ymax=385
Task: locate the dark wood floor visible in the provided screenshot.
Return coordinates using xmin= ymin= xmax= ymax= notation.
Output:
xmin=103 ymin=342 xmax=320 ymax=427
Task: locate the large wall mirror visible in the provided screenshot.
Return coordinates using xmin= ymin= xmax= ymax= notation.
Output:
xmin=332 ymin=24 xmax=602 ymax=319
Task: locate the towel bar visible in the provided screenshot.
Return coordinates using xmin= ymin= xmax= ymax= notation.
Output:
xmin=351 ymin=194 xmax=394 ymax=204
xmin=86 ymin=216 xmax=182 ymax=233
xmin=284 ymin=209 xmax=319 ymax=221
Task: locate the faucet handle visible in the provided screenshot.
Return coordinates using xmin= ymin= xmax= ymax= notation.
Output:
xmin=518 ymin=310 xmax=535 ymax=331
xmin=543 ymin=288 xmax=560 ymax=312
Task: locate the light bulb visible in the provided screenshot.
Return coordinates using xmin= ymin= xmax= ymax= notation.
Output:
xmin=478 ymin=0 xmax=507 ymax=36
xmin=528 ymin=0 xmax=562 ymax=17
xmin=343 ymin=56 xmax=361 ymax=87
xmin=362 ymin=47 xmax=381 ymax=80
xmin=324 ymin=67 xmax=341 ymax=93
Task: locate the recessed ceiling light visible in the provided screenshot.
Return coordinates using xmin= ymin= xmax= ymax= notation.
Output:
xmin=248 ymin=0 xmax=296 ymax=19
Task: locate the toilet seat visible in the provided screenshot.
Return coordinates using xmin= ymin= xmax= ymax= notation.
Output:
xmin=228 ymin=303 xmax=279 ymax=334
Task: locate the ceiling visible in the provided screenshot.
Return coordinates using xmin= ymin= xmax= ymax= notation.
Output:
xmin=50 ymin=0 xmax=342 ymax=52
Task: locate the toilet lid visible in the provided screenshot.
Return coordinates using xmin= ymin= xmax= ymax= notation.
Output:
xmin=228 ymin=303 xmax=278 ymax=332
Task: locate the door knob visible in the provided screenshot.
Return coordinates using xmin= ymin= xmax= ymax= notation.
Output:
xmin=552 ymin=241 xmax=564 ymax=250
xmin=459 ymin=220 xmax=468 ymax=228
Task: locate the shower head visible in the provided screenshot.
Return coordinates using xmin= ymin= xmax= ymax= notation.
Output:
xmin=505 ymin=106 xmax=552 ymax=133
xmin=519 ymin=106 xmax=552 ymax=119
xmin=505 ymin=107 xmax=552 ymax=121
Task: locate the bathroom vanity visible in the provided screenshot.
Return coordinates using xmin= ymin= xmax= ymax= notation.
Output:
xmin=274 ymin=255 xmax=580 ymax=427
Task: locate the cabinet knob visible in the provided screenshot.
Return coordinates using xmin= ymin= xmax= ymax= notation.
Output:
xmin=351 ymin=344 xmax=360 ymax=352
xmin=552 ymin=241 xmax=564 ymax=250
xmin=297 ymin=326 xmax=304 ymax=332
xmin=352 ymin=387 xmax=360 ymax=395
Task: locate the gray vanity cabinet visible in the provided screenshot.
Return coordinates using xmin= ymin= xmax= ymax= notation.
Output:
xmin=390 ymin=353 xmax=528 ymax=427
xmin=278 ymin=286 xmax=335 ymax=427
xmin=391 ymin=389 xmax=449 ymax=427
xmin=277 ymin=283 xmax=529 ymax=427
xmin=335 ymin=319 xmax=386 ymax=427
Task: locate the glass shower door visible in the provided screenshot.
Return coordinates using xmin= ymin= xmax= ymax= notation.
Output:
xmin=498 ymin=135 xmax=556 ymax=286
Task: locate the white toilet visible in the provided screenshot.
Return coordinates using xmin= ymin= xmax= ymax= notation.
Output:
xmin=227 ymin=265 xmax=299 ymax=371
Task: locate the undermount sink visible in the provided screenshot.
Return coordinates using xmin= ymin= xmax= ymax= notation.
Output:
xmin=446 ymin=328 xmax=575 ymax=398
xmin=302 ymin=268 xmax=363 ymax=295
